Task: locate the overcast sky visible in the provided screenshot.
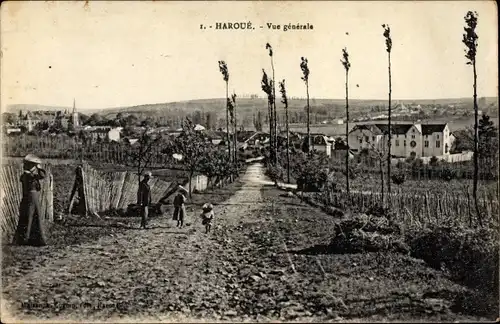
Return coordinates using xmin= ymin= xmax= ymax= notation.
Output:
xmin=1 ymin=1 xmax=497 ymax=111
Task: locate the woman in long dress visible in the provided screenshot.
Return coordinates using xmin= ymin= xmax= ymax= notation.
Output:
xmin=12 ymin=154 xmax=48 ymax=246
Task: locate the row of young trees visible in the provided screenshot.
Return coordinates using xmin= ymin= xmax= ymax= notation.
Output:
xmin=253 ymin=12 xmax=488 ymax=227
xmin=339 ymin=13 xmax=487 ymax=226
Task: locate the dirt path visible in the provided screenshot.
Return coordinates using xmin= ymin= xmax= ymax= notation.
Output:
xmin=1 ymin=163 xmax=487 ymax=322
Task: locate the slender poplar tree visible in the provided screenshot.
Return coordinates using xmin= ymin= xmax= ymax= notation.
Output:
xmin=279 ymin=80 xmax=291 ymax=184
xmin=462 ymin=11 xmax=482 ymax=226
xmin=382 ymin=24 xmax=393 ymax=202
xmin=300 ymin=57 xmax=311 ymax=152
xmin=231 ymin=92 xmax=238 ymax=172
xmin=218 ymin=61 xmax=231 ymax=162
xmin=261 ymin=70 xmax=274 ymax=164
xmin=266 ymin=43 xmax=278 ymax=165
xmin=340 ymin=48 xmax=351 ymax=194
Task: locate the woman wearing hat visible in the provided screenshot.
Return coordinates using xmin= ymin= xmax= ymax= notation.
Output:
xmin=12 ymin=154 xmax=48 ymax=246
xmin=173 ymin=185 xmax=188 ymax=228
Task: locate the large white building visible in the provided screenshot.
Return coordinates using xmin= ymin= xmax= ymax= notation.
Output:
xmin=348 ymin=123 xmax=455 ymax=158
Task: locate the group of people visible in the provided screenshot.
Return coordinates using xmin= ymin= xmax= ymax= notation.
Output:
xmin=13 ymin=155 xmax=216 ymax=247
xmin=129 ymin=169 xmax=215 ymax=233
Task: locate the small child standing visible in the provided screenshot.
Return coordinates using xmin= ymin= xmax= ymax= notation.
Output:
xmin=200 ymin=203 xmax=214 ymax=234
xmin=173 ymin=186 xmax=188 ymax=228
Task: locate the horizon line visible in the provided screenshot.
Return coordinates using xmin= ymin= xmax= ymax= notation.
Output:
xmin=4 ymin=95 xmax=498 ymax=112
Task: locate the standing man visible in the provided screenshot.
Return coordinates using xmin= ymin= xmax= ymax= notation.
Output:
xmin=137 ymin=172 xmax=152 ymax=229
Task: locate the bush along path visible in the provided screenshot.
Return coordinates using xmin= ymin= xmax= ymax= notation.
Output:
xmin=1 ymin=163 xmax=492 ymax=322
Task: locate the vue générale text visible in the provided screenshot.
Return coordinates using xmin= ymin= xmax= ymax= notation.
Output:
xmin=200 ymin=22 xmax=314 ymax=31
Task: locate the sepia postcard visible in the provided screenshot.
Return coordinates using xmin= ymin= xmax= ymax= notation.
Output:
xmin=0 ymin=0 xmax=498 ymax=323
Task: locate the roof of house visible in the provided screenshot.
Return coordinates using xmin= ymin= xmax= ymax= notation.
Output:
xmin=374 ymin=124 xmax=413 ymax=135
xmin=350 ymin=124 xmax=384 ymax=135
xmin=351 ymin=123 xmax=447 ymax=136
xmin=421 ymin=124 xmax=447 ymax=135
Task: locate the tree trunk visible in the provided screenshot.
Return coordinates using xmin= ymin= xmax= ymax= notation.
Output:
xmin=387 ymin=51 xmax=392 ymax=205
xmin=380 ymin=158 xmax=385 ymax=207
xmin=472 ymin=60 xmax=482 ymax=226
xmin=345 ymin=70 xmax=350 ymax=194
xmin=306 ymin=80 xmax=311 ymax=152
xmin=226 ymin=81 xmax=231 ymax=163
xmin=271 ymin=58 xmax=278 ymax=166
xmin=233 ymin=111 xmax=238 ymax=176
xmin=267 ymin=101 xmax=273 ymax=163
xmin=285 ymin=103 xmax=291 ymax=184
xmin=188 ymin=170 xmax=194 ymax=198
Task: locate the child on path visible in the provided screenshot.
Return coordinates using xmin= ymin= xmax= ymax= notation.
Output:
xmin=200 ymin=203 xmax=214 ymax=234
xmin=173 ymin=185 xmax=188 ymax=228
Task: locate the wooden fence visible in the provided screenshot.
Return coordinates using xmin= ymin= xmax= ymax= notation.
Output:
xmin=79 ymin=164 xmax=179 ymax=215
xmin=78 ymin=164 xmax=212 ymax=215
xmin=319 ymin=189 xmax=498 ymax=227
xmin=0 ymin=165 xmax=54 ymax=242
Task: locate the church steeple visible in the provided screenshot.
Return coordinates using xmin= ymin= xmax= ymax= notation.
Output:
xmin=72 ymin=98 xmax=79 ymax=127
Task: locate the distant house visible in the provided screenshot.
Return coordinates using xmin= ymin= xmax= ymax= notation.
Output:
xmin=237 ymin=131 xmax=262 ymax=150
xmin=108 ymin=127 xmax=122 ymax=142
xmin=348 ymin=122 xmax=454 ymax=158
xmin=88 ymin=128 xmax=110 ymax=141
xmin=86 ymin=126 xmax=122 ymax=142
xmin=17 ymin=112 xmax=42 ymax=132
xmin=331 ymin=138 xmax=355 ymax=159
xmin=297 ymin=133 xmax=333 ymax=157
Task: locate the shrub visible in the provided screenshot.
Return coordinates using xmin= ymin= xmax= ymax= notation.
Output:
xmin=440 ymin=165 xmax=457 ymax=181
xmin=429 ymin=156 xmax=439 ymax=166
xmin=395 ymin=160 xmax=407 ymax=169
xmin=329 ymin=214 xmax=409 ymax=254
xmin=291 ymin=152 xmax=329 ymax=192
xmin=407 ymin=225 xmax=499 ymax=310
xmin=265 ymin=163 xmax=284 ymax=183
xmin=391 ymin=171 xmax=406 ymax=185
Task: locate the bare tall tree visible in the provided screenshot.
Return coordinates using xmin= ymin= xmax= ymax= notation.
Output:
xmin=266 ymin=43 xmax=278 ymax=165
xmin=382 ymin=24 xmax=393 ymax=203
xmin=261 ymin=69 xmax=275 ymax=164
xmin=231 ymin=92 xmax=238 ymax=172
xmin=341 ymin=48 xmax=351 ymax=194
xmin=300 ymin=57 xmax=311 ymax=152
xmin=218 ymin=61 xmax=231 ymax=162
xmin=279 ymin=80 xmax=291 ymax=184
xmin=463 ymin=11 xmax=482 ymax=226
